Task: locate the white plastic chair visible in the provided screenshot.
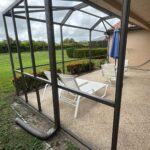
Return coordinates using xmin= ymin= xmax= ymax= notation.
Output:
xmin=101 ymin=60 xmax=128 ymax=85
xmin=101 ymin=63 xmax=116 ymax=85
xmin=58 ymin=74 xmax=108 ymax=118
xmin=124 ymin=59 xmax=129 ymax=72
xmin=115 ymin=59 xmax=129 ymax=72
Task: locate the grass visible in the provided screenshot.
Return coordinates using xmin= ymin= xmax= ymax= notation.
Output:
xmin=0 ymin=50 xmax=71 ymax=94
xmin=0 ymin=50 xmax=101 ymax=149
xmin=0 ymin=94 xmax=43 ymax=150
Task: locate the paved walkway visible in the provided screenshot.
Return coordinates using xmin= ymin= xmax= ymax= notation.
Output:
xmin=21 ymin=69 xmax=150 ymax=150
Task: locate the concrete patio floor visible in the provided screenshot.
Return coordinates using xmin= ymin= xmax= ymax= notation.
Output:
xmin=21 ymin=68 xmax=150 ymax=150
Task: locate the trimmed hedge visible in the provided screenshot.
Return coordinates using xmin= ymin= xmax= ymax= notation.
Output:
xmin=66 ymin=48 xmax=107 ymax=59
xmin=0 ymin=40 xmax=49 ymax=53
xmin=66 ymin=48 xmax=74 ymax=58
xmin=55 ymin=43 xmax=88 ymax=50
xmin=0 ymin=41 xmax=88 ymax=53
xmin=67 ymin=60 xmax=94 ymax=75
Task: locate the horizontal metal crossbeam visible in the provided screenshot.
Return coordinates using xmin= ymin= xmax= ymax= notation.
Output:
xmin=3 ymin=0 xmax=23 ymax=15
xmin=6 ymin=14 xmax=105 ymax=33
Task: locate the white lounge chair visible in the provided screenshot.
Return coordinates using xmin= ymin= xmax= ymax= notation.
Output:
xmin=41 ymin=71 xmax=50 ymax=101
xmin=42 ymin=71 xmax=108 ymax=118
xmin=41 ymin=71 xmax=88 ymax=101
xmin=41 ymin=71 xmax=63 ymax=101
xmin=58 ymin=74 xmax=108 ymax=118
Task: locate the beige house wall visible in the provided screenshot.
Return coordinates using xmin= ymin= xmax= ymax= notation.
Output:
xmin=109 ymin=30 xmax=150 ymax=69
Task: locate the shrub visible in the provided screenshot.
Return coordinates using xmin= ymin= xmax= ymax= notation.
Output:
xmin=13 ymin=69 xmax=62 ymax=94
xmin=66 ymin=48 xmax=107 ymax=59
xmin=67 ymin=61 xmax=94 ymax=75
xmin=13 ymin=72 xmax=47 ymax=94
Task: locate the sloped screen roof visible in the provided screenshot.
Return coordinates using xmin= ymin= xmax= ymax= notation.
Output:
xmin=3 ymin=0 xmax=120 ymax=34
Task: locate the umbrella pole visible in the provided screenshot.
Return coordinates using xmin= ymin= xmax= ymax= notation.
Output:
xmin=115 ymin=59 xmax=117 ymax=66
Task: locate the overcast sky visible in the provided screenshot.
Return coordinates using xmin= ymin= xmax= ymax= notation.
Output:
xmin=0 ymin=0 xmax=119 ymax=43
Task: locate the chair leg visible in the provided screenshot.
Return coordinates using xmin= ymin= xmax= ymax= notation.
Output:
xmin=74 ymin=96 xmax=81 ymax=118
xmin=108 ymin=79 xmax=112 ymax=86
xmin=41 ymin=84 xmax=49 ymax=101
xmin=58 ymin=88 xmax=62 ymax=100
xmin=101 ymin=84 xmax=109 ymax=98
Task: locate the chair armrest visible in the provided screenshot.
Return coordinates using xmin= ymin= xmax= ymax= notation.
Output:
xmin=79 ymin=81 xmax=88 ymax=87
xmin=83 ymin=88 xmax=95 ymax=94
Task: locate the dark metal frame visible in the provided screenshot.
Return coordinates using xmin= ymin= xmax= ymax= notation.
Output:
xmin=3 ymin=0 xmax=131 ymax=149
xmin=4 ymin=0 xmax=117 ymax=73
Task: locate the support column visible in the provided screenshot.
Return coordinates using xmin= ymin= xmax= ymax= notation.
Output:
xmin=11 ymin=9 xmax=28 ymax=102
xmin=24 ymin=0 xmax=41 ymax=111
xmin=107 ymin=35 xmax=110 ymax=63
xmin=3 ymin=15 xmax=19 ymax=96
xmin=89 ymin=30 xmax=92 ymax=71
xmin=45 ymin=0 xmax=60 ymax=128
xmin=60 ymin=26 xmax=65 ymax=74
xmin=111 ymin=0 xmax=131 ymax=150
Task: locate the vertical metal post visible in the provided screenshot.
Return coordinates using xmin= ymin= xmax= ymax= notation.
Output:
xmin=60 ymin=25 xmax=65 ymax=74
xmin=107 ymin=35 xmax=110 ymax=63
xmin=111 ymin=0 xmax=131 ymax=150
xmin=11 ymin=9 xmax=28 ymax=103
xmin=45 ymin=0 xmax=60 ymax=128
xmin=89 ymin=30 xmax=92 ymax=71
xmin=3 ymin=15 xmax=19 ymax=96
xmin=24 ymin=0 xmax=41 ymax=111
xmin=102 ymin=20 xmax=107 ymax=32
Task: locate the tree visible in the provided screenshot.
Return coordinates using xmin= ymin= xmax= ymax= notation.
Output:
xmin=63 ymin=38 xmax=76 ymax=44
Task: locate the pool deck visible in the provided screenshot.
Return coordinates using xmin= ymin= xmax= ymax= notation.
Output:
xmin=20 ymin=68 xmax=150 ymax=150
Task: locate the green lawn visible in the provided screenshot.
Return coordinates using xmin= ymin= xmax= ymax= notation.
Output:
xmin=0 ymin=50 xmax=72 ymax=94
xmin=0 ymin=94 xmax=43 ymax=150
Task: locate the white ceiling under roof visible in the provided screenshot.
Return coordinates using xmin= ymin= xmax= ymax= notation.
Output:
xmin=88 ymin=0 xmax=150 ymax=30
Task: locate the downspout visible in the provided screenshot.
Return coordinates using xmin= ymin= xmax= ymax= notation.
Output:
xmin=15 ymin=118 xmax=57 ymax=140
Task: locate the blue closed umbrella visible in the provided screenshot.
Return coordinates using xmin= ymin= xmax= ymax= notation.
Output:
xmin=110 ymin=29 xmax=120 ymax=63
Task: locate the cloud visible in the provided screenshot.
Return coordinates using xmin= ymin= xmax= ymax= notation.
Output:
xmin=0 ymin=0 xmax=111 ymax=42
xmin=0 ymin=0 xmax=15 ymax=40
